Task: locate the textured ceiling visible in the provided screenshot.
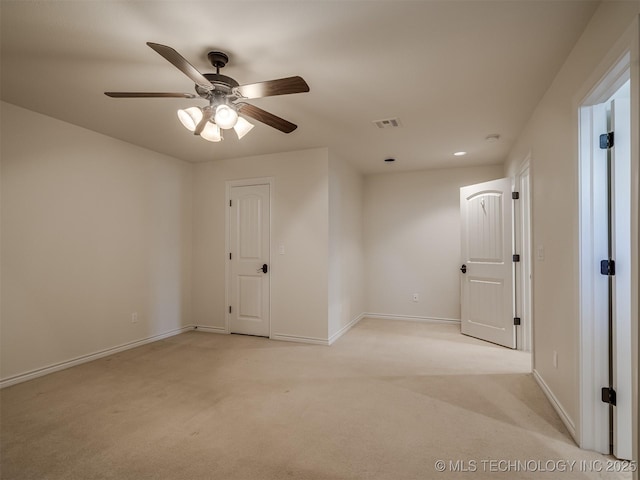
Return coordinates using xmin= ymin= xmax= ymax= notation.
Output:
xmin=1 ymin=1 xmax=599 ymax=174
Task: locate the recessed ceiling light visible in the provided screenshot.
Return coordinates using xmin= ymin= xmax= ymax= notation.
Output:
xmin=453 ymin=151 xmax=467 ymax=156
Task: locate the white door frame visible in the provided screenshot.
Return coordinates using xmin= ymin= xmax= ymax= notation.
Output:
xmin=577 ymin=30 xmax=638 ymax=459
xmin=225 ymin=177 xmax=274 ymax=337
xmin=514 ymin=156 xmax=533 ymax=352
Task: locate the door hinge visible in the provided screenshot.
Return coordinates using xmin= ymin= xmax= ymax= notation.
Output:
xmin=513 ymin=317 xmax=521 ymax=326
xmin=229 ymin=199 xmax=232 ymax=207
xmin=599 ymin=132 xmax=614 ymax=149
xmin=601 ymin=387 xmax=617 ymax=406
xmin=513 ymin=254 xmax=520 ymax=262
xmin=229 ymin=252 xmax=232 ymax=260
xmin=229 ymin=306 xmax=232 ymax=314
xmin=512 ymin=191 xmax=520 ymax=200
xmin=600 ymin=259 xmax=615 ymax=276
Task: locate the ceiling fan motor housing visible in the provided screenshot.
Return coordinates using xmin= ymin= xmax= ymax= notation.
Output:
xmin=196 ymin=73 xmax=239 ymax=99
xmin=195 ymin=51 xmax=238 ymax=99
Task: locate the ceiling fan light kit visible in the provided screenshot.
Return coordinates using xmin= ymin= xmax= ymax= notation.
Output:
xmin=105 ymin=43 xmax=310 ymax=143
xmin=214 ymin=104 xmax=238 ymax=130
xmin=177 ymin=106 xmax=203 ymax=132
xmin=233 ymin=116 xmax=255 ymax=139
xmin=200 ymin=121 xmax=223 ymax=142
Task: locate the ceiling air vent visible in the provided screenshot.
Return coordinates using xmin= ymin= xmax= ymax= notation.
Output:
xmin=373 ymin=117 xmax=402 ymax=129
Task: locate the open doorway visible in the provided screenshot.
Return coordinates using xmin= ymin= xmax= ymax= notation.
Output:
xmin=578 ymin=55 xmax=632 ymax=460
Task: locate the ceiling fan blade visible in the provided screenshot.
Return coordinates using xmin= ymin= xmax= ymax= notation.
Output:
xmin=237 ymin=103 xmax=297 ymax=133
xmin=146 ymin=42 xmax=214 ymax=91
xmin=234 ymin=76 xmax=309 ymax=99
xmin=105 ymin=92 xmax=197 ymax=98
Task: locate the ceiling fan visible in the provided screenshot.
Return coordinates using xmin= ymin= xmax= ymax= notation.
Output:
xmin=105 ymin=42 xmax=310 ymax=142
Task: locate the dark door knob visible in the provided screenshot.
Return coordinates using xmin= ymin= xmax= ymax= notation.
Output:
xmin=460 ymin=264 xmax=467 ymax=274
xmin=256 ymin=264 xmax=268 ymax=274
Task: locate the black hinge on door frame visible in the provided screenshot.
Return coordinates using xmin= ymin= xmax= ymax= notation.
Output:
xmin=512 ymin=191 xmax=520 ymax=200
xmin=601 ymin=387 xmax=617 ymax=406
xmin=229 ymin=199 xmax=232 ymax=207
xmin=513 ymin=254 xmax=520 ymax=262
xmin=513 ymin=317 xmax=521 ymax=326
xmin=229 ymin=306 xmax=232 ymax=314
xmin=599 ymin=132 xmax=614 ymax=149
xmin=229 ymin=252 xmax=232 ymax=260
xmin=600 ymin=259 xmax=616 ymax=276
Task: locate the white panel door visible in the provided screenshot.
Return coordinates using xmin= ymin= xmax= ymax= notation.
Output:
xmin=229 ymin=184 xmax=270 ymax=337
xmin=582 ymin=102 xmax=611 ymax=454
xmin=611 ymin=97 xmax=632 ymax=460
xmin=460 ymin=178 xmax=515 ymax=348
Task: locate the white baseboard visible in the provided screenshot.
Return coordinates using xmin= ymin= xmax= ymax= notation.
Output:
xmin=0 ymin=315 xmax=473 ymax=388
xmin=192 ymin=325 xmax=228 ymax=334
xmin=271 ymin=333 xmax=329 ymax=346
xmin=272 ymin=312 xmax=456 ymax=346
xmin=532 ymin=369 xmax=577 ymax=441
xmin=0 ymin=325 xmax=193 ymax=389
xmin=328 ymin=313 xmax=365 ymax=345
xmin=192 ymin=325 xmax=328 ymax=344
xmin=364 ymin=313 xmax=461 ymax=324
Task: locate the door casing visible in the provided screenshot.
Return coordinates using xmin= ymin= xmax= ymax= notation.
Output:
xmin=514 ymin=157 xmax=533 ymax=353
xmin=578 ymin=46 xmax=636 ymax=459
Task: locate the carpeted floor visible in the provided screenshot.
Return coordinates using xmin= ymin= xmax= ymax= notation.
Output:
xmin=0 ymin=319 xmax=631 ymax=479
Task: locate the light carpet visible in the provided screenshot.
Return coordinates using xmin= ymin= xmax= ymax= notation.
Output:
xmin=0 ymin=319 xmax=630 ymax=479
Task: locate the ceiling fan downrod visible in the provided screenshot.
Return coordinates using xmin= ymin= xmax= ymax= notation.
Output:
xmin=207 ymin=51 xmax=229 ymax=75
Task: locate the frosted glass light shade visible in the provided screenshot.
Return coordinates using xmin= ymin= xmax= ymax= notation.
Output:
xmin=201 ymin=121 xmax=222 ymax=142
xmin=233 ymin=117 xmax=254 ymax=139
xmin=177 ymin=107 xmax=203 ymax=132
xmin=214 ymin=104 xmax=238 ymax=129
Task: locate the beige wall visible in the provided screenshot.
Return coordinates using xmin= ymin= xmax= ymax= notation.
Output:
xmin=504 ymin=3 xmax=640 ymax=439
xmin=1 ymin=101 xmax=193 ymax=381
xmin=191 ymin=148 xmax=330 ymax=342
xmin=363 ymin=165 xmax=503 ymax=320
xmin=328 ymin=152 xmax=365 ymax=340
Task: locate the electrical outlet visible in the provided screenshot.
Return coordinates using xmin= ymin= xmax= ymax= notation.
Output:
xmin=131 ymin=312 xmax=138 ymax=324
xmin=553 ymin=351 xmax=558 ymax=368
xmin=412 ymin=293 xmax=419 ymax=302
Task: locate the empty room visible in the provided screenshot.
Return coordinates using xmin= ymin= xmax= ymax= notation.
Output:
xmin=1 ymin=1 xmax=638 ymax=479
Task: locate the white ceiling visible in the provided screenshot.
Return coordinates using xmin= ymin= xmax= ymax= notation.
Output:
xmin=1 ymin=1 xmax=599 ymax=174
